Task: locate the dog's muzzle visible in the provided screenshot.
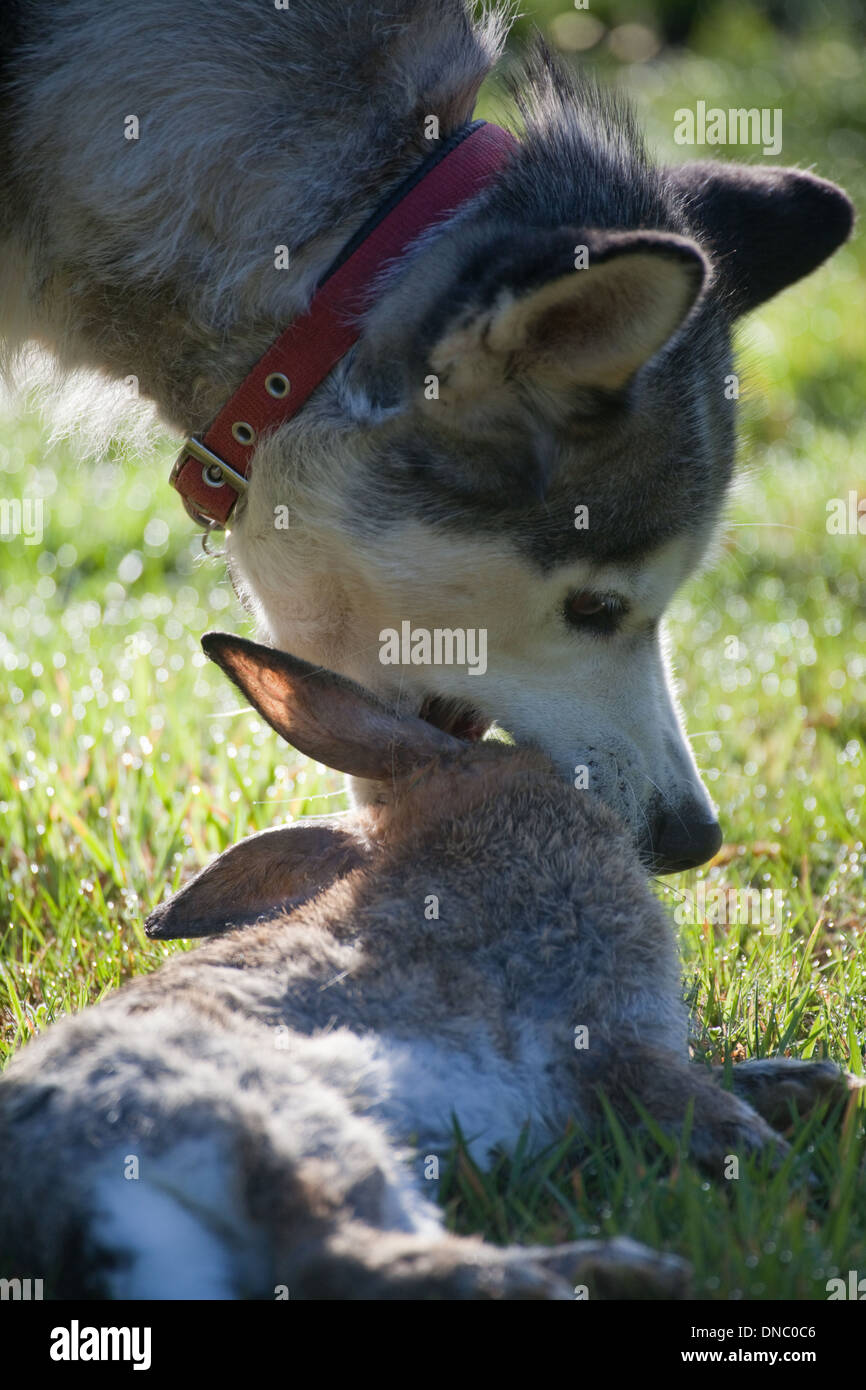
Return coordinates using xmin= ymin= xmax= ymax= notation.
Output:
xmin=644 ymin=812 xmax=723 ymax=874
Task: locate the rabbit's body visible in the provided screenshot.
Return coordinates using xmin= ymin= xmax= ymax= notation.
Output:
xmin=0 ymin=638 xmax=858 ymax=1299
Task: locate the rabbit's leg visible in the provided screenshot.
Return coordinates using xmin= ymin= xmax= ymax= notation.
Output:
xmin=718 ymin=1058 xmax=864 ymax=1130
xmin=290 ymin=1225 xmax=689 ymax=1300
xmin=519 ymin=1237 xmax=690 ymax=1300
xmin=289 ymin=1225 xmax=571 ymax=1299
xmin=577 ymin=1043 xmax=788 ymax=1173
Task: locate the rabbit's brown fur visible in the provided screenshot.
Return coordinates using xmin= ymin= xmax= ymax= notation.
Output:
xmin=0 ymin=2 xmax=853 ymax=868
xmin=0 ymin=636 xmax=858 ymax=1299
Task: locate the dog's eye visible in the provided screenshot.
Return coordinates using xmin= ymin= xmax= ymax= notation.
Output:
xmin=564 ymin=590 xmax=625 ymax=634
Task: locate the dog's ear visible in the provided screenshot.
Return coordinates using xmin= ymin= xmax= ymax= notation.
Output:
xmin=201 ymin=632 xmax=462 ymax=781
xmin=422 ymin=228 xmax=706 ymax=402
xmin=667 ymin=163 xmax=854 ymax=316
xmin=145 ymin=818 xmax=365 ymax=939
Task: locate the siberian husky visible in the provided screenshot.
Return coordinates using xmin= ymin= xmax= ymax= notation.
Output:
xmin=0 ymin=1 xmax=853 ymax=869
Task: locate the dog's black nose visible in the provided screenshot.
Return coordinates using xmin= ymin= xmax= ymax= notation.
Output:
xmin=649 ymin=814 xmax=723 ymax=874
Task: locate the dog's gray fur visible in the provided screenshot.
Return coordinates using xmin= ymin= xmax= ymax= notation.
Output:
xmin=0 ymin=633 xmax=858 ymax=1299
xmin=0 ymin=2 xmax=853 ymax=868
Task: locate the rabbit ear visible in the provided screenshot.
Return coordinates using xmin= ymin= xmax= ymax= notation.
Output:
xmin=145 ymin=817 xmax=364 ymax=939
xmin=201 ymin=632 xmax=462 ymax=780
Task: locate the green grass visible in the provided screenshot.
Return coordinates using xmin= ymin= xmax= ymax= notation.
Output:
xmin=1 ymin=5 xmax=864 ymax=1299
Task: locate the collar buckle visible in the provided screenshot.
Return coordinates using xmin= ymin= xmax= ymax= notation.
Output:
xmin=169 ymin=436 xmax=249 ymax=528
xmin=168 ymin=123 xmax=517 ymax=530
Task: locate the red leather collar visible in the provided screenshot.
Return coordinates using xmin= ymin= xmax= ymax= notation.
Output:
xmin=170 ymin=121 xmax=518 ymax=528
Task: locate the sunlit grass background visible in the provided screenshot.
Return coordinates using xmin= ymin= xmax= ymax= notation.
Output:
xmin=1 ymin=0 xmax=864 ymax=1297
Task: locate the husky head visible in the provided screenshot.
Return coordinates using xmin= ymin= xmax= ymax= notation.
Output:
xmin=227 ymin=62 xmax=853 ymax=873
xmin=0 ymin=10 xmax=852 ymax=870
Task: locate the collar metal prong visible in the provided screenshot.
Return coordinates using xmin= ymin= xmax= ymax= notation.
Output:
xmin=171 ymin=436 xmax=250 ymax=495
